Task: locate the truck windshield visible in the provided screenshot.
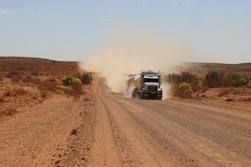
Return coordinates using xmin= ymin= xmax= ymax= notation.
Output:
xmin=143 ymin=78 xmax=159 ymax=82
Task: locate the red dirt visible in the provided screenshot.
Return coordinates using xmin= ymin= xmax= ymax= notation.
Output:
xmin=0 ymin=57 xmax=250 ymax=167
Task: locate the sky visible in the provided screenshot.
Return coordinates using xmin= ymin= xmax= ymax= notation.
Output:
xmin=0 ymin=0 xmax=250 ymax=63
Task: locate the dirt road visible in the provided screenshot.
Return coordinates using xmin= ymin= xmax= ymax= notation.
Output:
xmin=0 ymin=77 xmax=250 ymax=167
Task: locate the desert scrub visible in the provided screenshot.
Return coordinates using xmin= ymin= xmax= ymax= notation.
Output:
xmin=79 ymin=73 xmax=92 ymax=84
xmin=72 ymin=78 xmax=82 ymax=92
xmin=231 ymin=73 xmax=250 ymax=87
xmin=62 ymin=76 xmax=83 ymax=97
xmin=166 ymin=72 xmax=200 ymax=92
xmin=62 ymin=76 xmax=74 ymax=86
xmin=204 ymin=71 xmax=221 ymax=88
xmin=177 ymin=82 xmax=193 ymax=98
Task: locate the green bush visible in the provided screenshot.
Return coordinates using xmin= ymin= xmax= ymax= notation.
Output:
xmin=80 ymin=73 xmax=92 ymax=84
xmin=204 ymin=71 xmax=221 ymax=88
xmin=166 ymin=73 xmax=181 ymax=84
xmin=231 ymin=73 xmax=249 ymax=87
xmin=181 ymin=72 xmax=200 ymax=91
xmin=166 ymin=72 xmax=200 ymax=92
xmin=72 ymin=78 xmax=82 ymax=90
xmin=72 ymin=78 xmax=81 ymax=84
xmin=62 ymin=77 xmax=83 ymax=97
xmin=177 ymin=82 xmax=193 ymax=98
xmin=62 ymin=76 xmax=73 ymax=86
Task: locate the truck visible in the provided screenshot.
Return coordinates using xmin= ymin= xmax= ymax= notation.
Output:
xmin=130 ymin=70 xmax=163 ymax=100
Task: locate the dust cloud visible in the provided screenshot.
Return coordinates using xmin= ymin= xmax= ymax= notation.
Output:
xmin=79 ymin=29 xmax=185 ymax=99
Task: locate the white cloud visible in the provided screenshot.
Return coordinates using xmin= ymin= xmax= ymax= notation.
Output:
xmin=0 ymin=9 xmax=18 ymax=16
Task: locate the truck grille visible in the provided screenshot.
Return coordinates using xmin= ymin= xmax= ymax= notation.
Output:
xmin=148 ymin=85 xmax=157 ymax=92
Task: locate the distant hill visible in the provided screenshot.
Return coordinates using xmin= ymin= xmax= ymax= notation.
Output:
xmin=176 ymin=62 xmax=251 ymax=77
xmin=0 ymin=56 xmax=78 ymax=77
xmin=1 ymin=56 xmax=250 ymax=76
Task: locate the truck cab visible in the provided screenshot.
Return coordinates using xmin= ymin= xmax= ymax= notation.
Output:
xmin=133 ymin=70 xmax=163 ymax=100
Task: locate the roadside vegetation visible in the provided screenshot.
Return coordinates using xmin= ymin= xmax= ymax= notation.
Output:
xmin=0 ymin=58 xmax=93 ymax=117
xmin=165 ymin=71 xmax=251 ymax=99
xmin=61 ymin=73 xmax=93 ymax=97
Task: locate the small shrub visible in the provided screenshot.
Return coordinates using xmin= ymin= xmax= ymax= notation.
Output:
xmin=177 ymin=82 xmax=193 ymax=98
xmin=80 ymin=73 xmax=92 ymax=84
xmin=62 ymin=76 xmax=73 ymax=86
xmin=231 ymin=73 xmax=249 ymax=87
xmin=204 ymin=71 xmax=221 ymax=88
xmin=166 ymin=72 xmax=200 ymax=92
xmin=166 ymin=73 xmax=181 ymax=84
xmin=72 ymin=78 xmax=82 ymax=92
xmin=73 ymin=78 xmax=82 ymax=84
xmin=180 ymin=72 xmax=200 ymax=91
xmin=61 ymin=77 xmax=83 ymax=97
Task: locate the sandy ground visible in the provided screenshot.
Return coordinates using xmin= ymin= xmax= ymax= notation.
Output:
xmin=1 ymin=76 xmax=250 ymax=167
xmin=0 ymin=92 xmax=94 ymax=167
xmin=1 ymin=57 xmax=250 ymax=167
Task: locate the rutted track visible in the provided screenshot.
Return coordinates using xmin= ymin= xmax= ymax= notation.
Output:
xmin=88 ymin=78 xmax=251 ymax=167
